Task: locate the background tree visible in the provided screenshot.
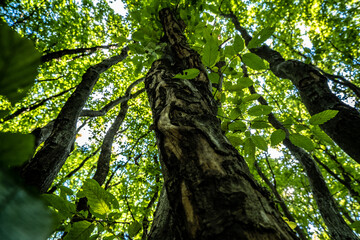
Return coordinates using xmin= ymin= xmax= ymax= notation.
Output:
xmin=0 ymin=0 xmax=359 ymax=239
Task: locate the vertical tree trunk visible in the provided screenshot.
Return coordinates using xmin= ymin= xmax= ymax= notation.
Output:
xmin=145 ymin=8 xmax=298 ymax=240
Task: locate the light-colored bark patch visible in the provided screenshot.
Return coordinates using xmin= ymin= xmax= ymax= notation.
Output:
xmin=181 ymin=181 xmax=199 ymax=238
xmin=197 ymin=137 xmax=226 ymax=175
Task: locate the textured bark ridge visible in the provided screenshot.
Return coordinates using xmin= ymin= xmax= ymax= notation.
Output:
xmin=145 ymin=8 xmax=298 ymax=240
xmin=226 ymin=13 xmax=360 ymax=164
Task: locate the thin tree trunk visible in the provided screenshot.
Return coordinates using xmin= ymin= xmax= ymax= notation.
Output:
xmin=20 ymin=47 xmax=128 ymax=193
xmin=244 ymin=66 xmax=358 ymax=239
xmin=146 ymin=8 xmax=298 ymax=240
xmin=223 ymin=11 xmax=360 ymax=164
xmin=41 ymin=44 xmax=119 ymax=63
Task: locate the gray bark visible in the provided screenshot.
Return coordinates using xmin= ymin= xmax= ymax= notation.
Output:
xmin=146 ymin=8 xmax=298 ymax=240
xmin=20 ymin=47 xmax=129 ymax=193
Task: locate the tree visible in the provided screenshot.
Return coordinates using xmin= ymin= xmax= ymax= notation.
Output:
xmin=0 ymin=0 xmax=359 ymax=240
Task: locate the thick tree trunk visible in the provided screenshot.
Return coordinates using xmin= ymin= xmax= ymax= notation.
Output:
xmin=145 ymin=8 xmax=298 ymax=240
xmin=20 ymin=47 xmax=128 ymax=193
xmin=225 ymin=12 xmax=360 ymax=164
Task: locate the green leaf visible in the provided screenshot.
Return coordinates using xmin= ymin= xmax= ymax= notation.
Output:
xmin=229 ymin=108 xmax=242 ymax=120
xmin=289 ymin=133 xmax=315 ymax=151
xmin=233 ymin=34 xmax=245 ymax=53
xmin=173 ymin=68 xmax=200 ymax=79
xmin=82 ymin=179 xmax=111 ymax=217
xmin=248 ymin=27 xmax=275 ymax=49
xmin=0 ymin=22 xmax=40 ymax=104
xmin=251 ymin=136 xmax=268 ymax=151
xmin=202 ymin=37 xmax=219 ymax=67
xmin=242 ymin=53 xmax=267 ymax=70
xmin=0 ymin=133 xmax=35 ymax=166
xmin=350 ymin=221 xmax=360 ymax=232
xmin=224 ymin=45 xmax=235 ymax=58
xmin=243 ymin=93 xmax=261 ymax=102
xmin=251 ymin=118 xmax=271 ymax=129
xmin=0 ymin=169 xmax=52 ymax=240
xmin=309 ymin=110 xmax=339 ymax=125
xmin=248 ymin=105 xmax=273 ymax=116
xmin=227 ymin=134 xmax=243 ymax=146
xmin=237 ymin=77 xmax=254 ymax=87
xmin=285 ymin=221 xmax=297 ymax=230
xmin=64 ymin=221 xmax=95 ymax=240
xmin=42 ymin=194 xmax=76 ymax=218
xmin=128 ymin=221 xmax=142 ymax=238
xmin=312 ymin=126 xmax=333 ymax=144
xmin=244 ymin=138 xmax=256 ymax=163
xmin=132 ymin=30 xmax=145 ymax=42
xmin=228 ymin=121 xmax=246 ymax=132
xmin=271 ymin=129 xmax=286 ymax=146
xmin=209 ymin=72 xmax=220 ymax=84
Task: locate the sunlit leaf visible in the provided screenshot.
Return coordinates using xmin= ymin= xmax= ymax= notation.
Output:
xmin=82 ymin=179 xmax=112 ymax=217
xmin=202 ymin=37 xmax=219 ymax=67
xmin=173 ymin=68 xmax=200 ymax=79
xmin=242 ymin=53 xmax=267 ymax=70
xmin=309 ymin=110 xmax=339 ymax=125
xmin=271 ymin=129 xmax=286 ymax=146
xmin=64 ymin=221 xmax=95 ymax=240
xmin=248 ymin=27 xmax=275 ymax=49
xmin=233 ymin=34 xmax=245 ymax=52
xmin=228 ymin=121 xmax=246 ymax=132
xmin=289 ymin=133 xmax=315 ymax=151
xmin=128 ymin=221 xmax=142 ymax=238
xmin=248 ymin=105 xmax=273 ymax=116
xmin=251 ymin=135 xmax=268 ymax=151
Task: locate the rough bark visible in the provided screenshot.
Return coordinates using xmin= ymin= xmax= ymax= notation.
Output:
xmin=20 ymin=47 xmax=128 ymax=193
xmin=223 ymin=12 xmax=360 ymax=164
xmin=245 ymin=67 xmax=358 ymax=239
xmin=146 ymin=8 xmax=298 ymax=240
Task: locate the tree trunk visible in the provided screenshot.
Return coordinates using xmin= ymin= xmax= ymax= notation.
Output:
xmin=145 ymin=8 xmax=298 ymax=240
xmin=226 ymin=12 xmax=360 ymax=164
xmin=20 ymin=47 xmax=128 ymax=193
xmin=246 ymin=74 xmax=358 ymax=239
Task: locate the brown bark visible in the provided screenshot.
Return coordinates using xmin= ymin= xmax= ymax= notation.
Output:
xmin=145 ymin=8 xmax=298 ymax=240
xmin=223 ymin=11 xmax=360 ymax=164
xmin=20 ymin=47 xmax=129 ymax=193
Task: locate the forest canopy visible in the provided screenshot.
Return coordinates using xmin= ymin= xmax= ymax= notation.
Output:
xmin=0 ymin=0 xmax=359 ymax=239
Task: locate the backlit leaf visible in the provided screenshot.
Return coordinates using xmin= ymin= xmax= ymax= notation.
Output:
xmin=271 ymin=129 xmax=286 ymax=146
xmin=242 ymin=53 xmax=267 ymax=70
xmin=248 ymin=105 xmax=273 ymax=116
xmin=202 ymin=37 xmax=219 ymax=67
xmin=289 ymin=133 xmax=315 ymax=151
xmin=309 ymin=110 xmax=339 ymax=125
xmin=233 ymin=34 xmax=245 ymax=52
xmin=64 ymin=221 xmax=95 ymax=240
xmin=251 ymin=135 xmax=268 ymax=151
xmin=248 ymin=27 xmax=275 ymax=49
xmin=173 ymin=68 xmax=200 ymax=79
